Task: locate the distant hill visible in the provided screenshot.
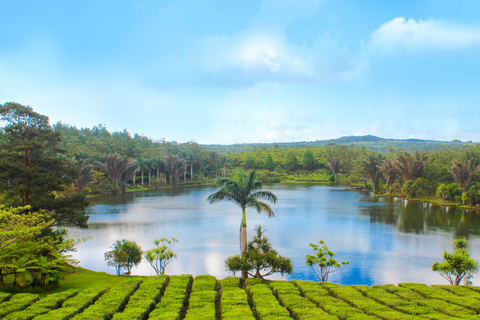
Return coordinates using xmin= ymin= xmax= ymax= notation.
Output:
xmin=204 ymin=135 xmax=474 ymax=153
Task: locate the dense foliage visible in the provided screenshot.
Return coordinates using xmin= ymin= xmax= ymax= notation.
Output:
xmin=3 ymin=275 xmax=480 ymax=319
xmin=0 ymin=206 xmax=77 ymax=288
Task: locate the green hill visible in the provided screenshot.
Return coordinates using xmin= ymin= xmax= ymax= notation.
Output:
xmin=204 ymin=135 xmax=474 ymax=153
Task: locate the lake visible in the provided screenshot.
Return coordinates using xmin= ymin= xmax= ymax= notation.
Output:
xmin=67 ymin=185 xmax=480 ymax=285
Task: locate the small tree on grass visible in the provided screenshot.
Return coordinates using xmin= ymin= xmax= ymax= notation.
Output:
xmin=432 ymin=238 xmax=479 ymax=285
xmin=306 ymin=240 xmax=349 ymax=282
xmin=226 ymin=225 xmax=293 ymax=279
xmin=145 ymin=237 xmax=179 ymax=275
xmin=105 ymin=239 xmax=143 ymax=275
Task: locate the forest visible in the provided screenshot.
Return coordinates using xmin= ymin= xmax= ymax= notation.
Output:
xmin=2 ymin=102 xmax=480 ymax=214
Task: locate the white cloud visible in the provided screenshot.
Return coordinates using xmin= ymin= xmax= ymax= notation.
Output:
xmin=193 ymin=0 xmax=364 ymax=86
xmin=367 ymin=17 xmax=480 ymax=54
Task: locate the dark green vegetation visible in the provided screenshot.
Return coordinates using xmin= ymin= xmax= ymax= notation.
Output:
xmin=225 ymin=225 xmax=293 ymax=279
xmin=4 ymin=270 xmax=480 ymax=319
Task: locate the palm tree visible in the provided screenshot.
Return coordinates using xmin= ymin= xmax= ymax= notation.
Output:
xmin=163 ymin=155 xmax=188 ymax=188
xmin=94 ymin=154 xmax=137 ymax=193
xmin=449 ymin=159 xmax=480 ymax=203
xmin=327 ymin=156 xmax=343 ymax=185
xmin=395 ymin=151 xmax=429 ymax=182
xmin=360 ymin=154 xmax=384 ymax=193
xmin=378 ymin=158 xmax=398 ymax=193
xmin=207 ymin=169 xmax=278 ymax=254
xmin=136 ymin=158 xmax=147 ymax=185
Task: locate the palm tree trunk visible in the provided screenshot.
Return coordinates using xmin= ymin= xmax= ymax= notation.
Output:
xmin=240 ymin=211 xmax=248 ymax=280
xmin=141 ymin=171 xmax=144 ymax=185
xmin=184 ymin=170 xmax=186 ymax=182
xmin=157 ymin=167 xmax=159 ymax=179
xmin=149 ymin=172 xmax=151 ymax=186
xmin=241 ymin=208 xmax=247 ymax=253
xmin=191 ymin=164 xmax=193 ymax=180
xmin=133 ymin=172 xmax=136 ymax=186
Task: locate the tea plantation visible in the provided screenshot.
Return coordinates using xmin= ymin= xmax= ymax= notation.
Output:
xmin=2 ymin=274 xmax=480 ymax=319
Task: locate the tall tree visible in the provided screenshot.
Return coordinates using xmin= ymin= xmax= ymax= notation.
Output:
xmin=94 ymin=154 xmax=137 ymax=194
xmin=0 ymin=102 xmax=89 ymax=227
xmin=302 ymin=149 xmax=317 ymax=170
xmin=395 ymin=151 xmax=429 ymax=182
xmin=242 ymin=154 xmax=257 ymax=170
xmin=378 ymin=158 xmax=398 ymax=193
xmin=163 ymin=155 xmax=188 ymax=187
xmin=360 ymin=153 xmax=384 ymax=193
xmin=449 ymin=158 xmax=480 ymax=203
xmin=207 ymin=169 xmax=277 ymax=254
xmin=263 ymin=154 xmax=275 ymax=171
xmin=284 ymin=151 xmax=298 ymax=172
xmin=327 ymin=156 xmax=343 ymax=185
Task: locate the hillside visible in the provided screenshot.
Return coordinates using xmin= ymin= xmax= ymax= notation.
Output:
xmin=204 ymin=135 xmax=474 ymax=153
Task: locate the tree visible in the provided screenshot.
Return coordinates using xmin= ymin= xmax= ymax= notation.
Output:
xmin=225 ymin=225 xmax=293 ymax=279
xmin=327 ymin=156 xmax=343 ymax=185
xmin=136 ymin=158 xmax=147 ymax=185
xmin=145 ymin=237 xmax=179 ymax=275
xmin=263 ymin=154 xmax=275 ymax=171
xmin=94 ymin=154 xmax=137 ymax=194
xmin=449 ymin=159 xmax=480 ymax=204
xmin=284 ymin=151 xmax=298 ymax=172
xmin=402 ymin=180 xmax=416 ymax=200
xmin=163 ymin=155 xmax=188 ymax=187
xmin=395 ymin=151 xmax=429 ymax=182
xmin=436 ymin=184 xmax=450 ymax=203
xmin=378 ymin=158 xmax=398 ymax=193
xmin=0 ymin=205 xmax=78 ymax=287
xmin=0 ymin=102 xmax=89 ymax=227
xmin=360 ymin=153 xmax=384 ymax=193
xmin=432 ymin=238 xmax=478 ymax=286
xmin=302 ymin=149 xmax=317 ymax=170
xmin=242 ymin=154 xmax=257 ymax=170
xmin=306 ymin=240 xmax=349 ymax=282
xmin=73 ymin=158 xmax=94 ymax=194
xmin=104 ymin=239 xmax=143 ymax=276
xmin=207 ymin=169 xmax=278 ymax=254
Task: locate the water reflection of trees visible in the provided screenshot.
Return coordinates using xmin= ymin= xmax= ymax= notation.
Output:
xmin=359 ymin=197 xmax=480 ymax=238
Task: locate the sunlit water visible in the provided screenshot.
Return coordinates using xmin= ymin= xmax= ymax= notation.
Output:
xmin=67 ymin=185 xmax=480 ymax=285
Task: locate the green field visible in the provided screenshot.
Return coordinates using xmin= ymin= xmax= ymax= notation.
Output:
xmin=2 ymin=269 xmax=480 ymax=319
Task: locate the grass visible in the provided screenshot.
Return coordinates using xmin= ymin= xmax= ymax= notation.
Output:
xmin=39 ymin=268 xmax=144 ymax=298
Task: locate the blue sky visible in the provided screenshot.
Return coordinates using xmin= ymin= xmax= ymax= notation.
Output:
xmin=1 ymin=0 xmax=479 ymax=144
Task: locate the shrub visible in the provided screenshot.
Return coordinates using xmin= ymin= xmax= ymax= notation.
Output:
xmin=226 ymin=225 xmax=293 ymax=279
xmin=105 ymin=240 xmax=143 ymax=276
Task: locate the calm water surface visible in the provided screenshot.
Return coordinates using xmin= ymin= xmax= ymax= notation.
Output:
xmin=67 ymin=185 xmax=480 ymax=285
